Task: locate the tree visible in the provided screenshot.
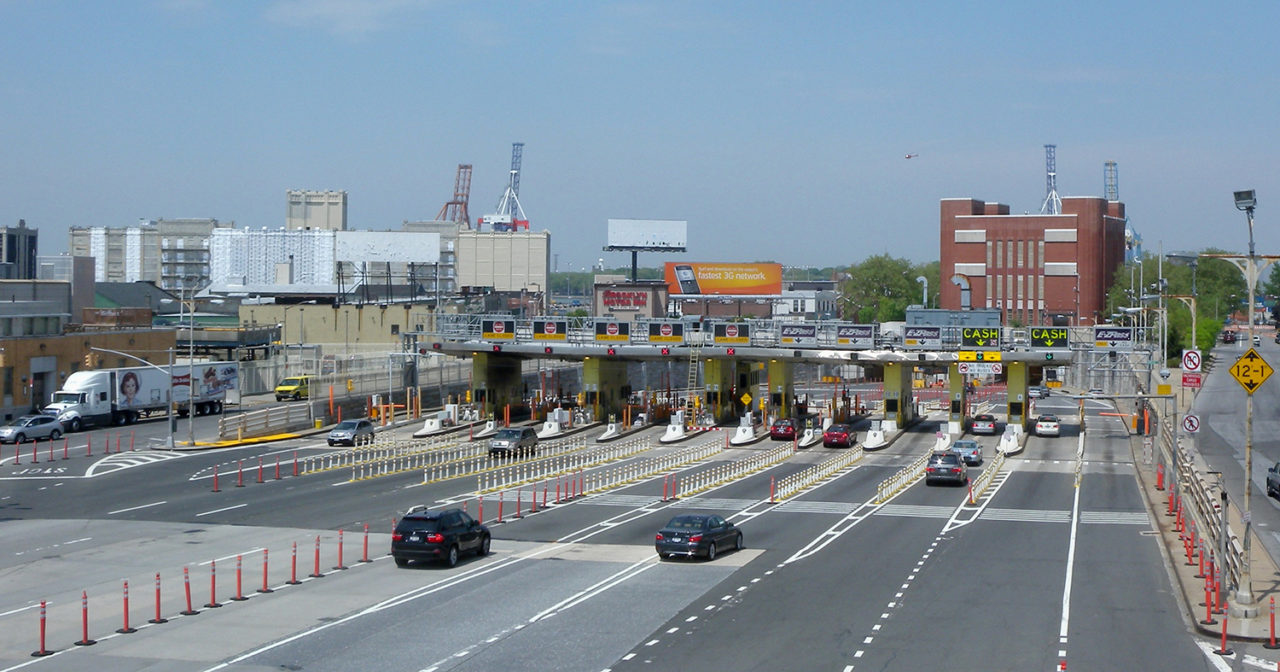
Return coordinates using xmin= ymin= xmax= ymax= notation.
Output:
xmin=840 ymin=255 xmax=932 ymax=323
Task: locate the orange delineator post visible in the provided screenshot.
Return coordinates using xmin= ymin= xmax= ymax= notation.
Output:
xmin=329 ymin=385 xmax=334 ymax=420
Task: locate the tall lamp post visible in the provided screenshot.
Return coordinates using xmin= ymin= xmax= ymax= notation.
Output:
xmin=1236 ymin=189 xmax=1259 ymax=613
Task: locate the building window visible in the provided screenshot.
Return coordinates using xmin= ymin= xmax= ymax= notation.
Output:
xmin=995 ymin=241 xmax=1003 ymax=269
xmin=2 ymin=367 xmax=11 ymax=396
xmin=1038 ymin=240 xmax=1046 ymax=268
xmin=1017 ymin=240 xmax=1025 ymax=268
xmin=390 ymin=324 xmax=400 ymax=335
xmin=986 ymin=241 xmax=993 ymax=268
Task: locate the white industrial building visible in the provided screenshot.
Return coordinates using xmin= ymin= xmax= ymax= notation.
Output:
xmin=286 ymin=190 xmax=348 ymax=231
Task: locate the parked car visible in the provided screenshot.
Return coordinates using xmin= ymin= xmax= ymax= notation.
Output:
xmin=925 ymin=451 xmax=968 ymax=486
xmin=950 ymin=439 xmax=983 ymax=466
xmin=0 ymin=415 xmax=64 ymax=444
xmin=1266 ymin=462 xmax=1280 ymax=498
xmin=391 ymin=506 xmax=490 ymax=568
xmin=1034 ymin=414 xmax=1061 ymax=437
xmin=822 ymin=423 xmax=854 ymax=448
xmin=655 ymin=513 xmax=743 ymax=561
xmin=488 ymin=426 xmax=538 ymax=457
xmin=971 ymin=414 xmax=998 ymax=435
xmin=328 ymin=418 xmax=375 ymax=446
xmin=770 ymin=418 xmax=800 ymax=441
xmin=274 ymin=375 xmax=312 ymax=401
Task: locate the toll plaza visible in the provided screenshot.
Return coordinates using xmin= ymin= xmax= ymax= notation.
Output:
xmin=421 ymin=316 xmax=1075 ymax=435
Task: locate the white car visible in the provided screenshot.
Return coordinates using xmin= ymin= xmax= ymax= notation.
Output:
xmin=1034 ymin=414 xmax=1061 ymax=437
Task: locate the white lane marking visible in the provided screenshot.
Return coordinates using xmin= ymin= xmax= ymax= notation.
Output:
xmin=529 ymin=558 xmax=656 ymax=623
xmin=1194 ymin=640 xmax=1235 ymax=670
xmin=108 ymin=500 xmax=167 ymax=515
xmin=1057 ymin=417 xmax=1087 ymax=658
xmin=0 ymin=602 xmax=46 ymax=618
xmin=195 ymin=503 xmax=247 ymax=517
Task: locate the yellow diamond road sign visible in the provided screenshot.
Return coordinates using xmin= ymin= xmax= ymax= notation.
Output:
xmin=740 ymin=392 xmax=752 ymax=407
xmin=1230 ymin=348 xmax=1274 ymax=394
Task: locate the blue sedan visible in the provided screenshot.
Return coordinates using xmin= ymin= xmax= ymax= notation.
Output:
xmin=950 ymin=439 xmax=983 ymax=465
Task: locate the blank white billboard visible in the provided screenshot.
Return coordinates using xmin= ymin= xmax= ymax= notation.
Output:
xmin=607 ymin=219 xmax=687 ymax=249
xmin=335 ymin=231 xmax=440 ymax=264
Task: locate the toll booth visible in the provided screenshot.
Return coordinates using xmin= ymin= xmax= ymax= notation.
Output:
xmin=470 ymin=352 xmax=524 ymax=417
xmin=763 ymin=359 xmax=797 ymax=421
xmin=703 ymin=358 xmax=756 ymax=423
xmin=1006 ymin=361 xmax=1029 ymax=429
xmin=947 ymin=362 xmax=967 ymax=434
xmin=582 ymin=357 xmax=629 ymax=419
xmin=881 ymin=361 xmax=918 ymax=429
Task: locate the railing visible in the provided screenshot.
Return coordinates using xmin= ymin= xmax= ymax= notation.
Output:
xmin=477 ymin=437 xmax=654 ymax=492
xmin=217 ymin=405 xmax=314 ymax=440
xmin=966 ymin=449 xmax=1006 ymax=503
xmin=773 ymin=446 xmax=864 ymax=501
xmin=876 ymin=449 xmax=931 ymax=503
xmin=676 ymin=441 xmax=794 ymax=497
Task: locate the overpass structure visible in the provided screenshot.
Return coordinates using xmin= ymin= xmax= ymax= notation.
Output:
xmin=417 ymin=316 xmax=1119 ymax=433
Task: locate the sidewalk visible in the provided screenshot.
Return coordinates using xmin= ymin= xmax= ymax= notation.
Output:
xmin=1126 ymin=371 xmax=1280 ymax=642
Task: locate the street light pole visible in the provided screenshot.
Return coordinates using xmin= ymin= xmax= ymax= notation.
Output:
xmin=1237 ymin=190 xmax=1259 ymax=612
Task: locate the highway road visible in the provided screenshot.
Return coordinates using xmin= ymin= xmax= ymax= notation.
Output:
xmin=0 ymin=393 xmax=1232 ymax=671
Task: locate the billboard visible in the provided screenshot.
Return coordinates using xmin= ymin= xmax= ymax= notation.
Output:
xmin=663 ymin=262 xmax=783 ymax=295
xmin=335 ymin=231 xmax=440 ymax=264
xmin=607 ymin=219 xmax=687 ymax=249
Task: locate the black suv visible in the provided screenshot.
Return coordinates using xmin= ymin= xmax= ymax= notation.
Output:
xmin=391 ymin=507 xmax=490 ymax=568
xmin=925 ymin=451 xmax=968 ymax=486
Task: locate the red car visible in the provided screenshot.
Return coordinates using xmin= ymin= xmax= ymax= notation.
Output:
xmin=822 ymin=423 xmax=854 ymax=448
xmin=770 ymin=418 xmax=799 ymax=440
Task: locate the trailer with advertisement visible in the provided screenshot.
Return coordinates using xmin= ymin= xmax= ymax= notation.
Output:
xmin=43 ymin=362 xmax=239 ymax=432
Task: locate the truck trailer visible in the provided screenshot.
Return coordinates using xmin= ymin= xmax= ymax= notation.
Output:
xmin=43 ymin=362 xmax=239 ymax=432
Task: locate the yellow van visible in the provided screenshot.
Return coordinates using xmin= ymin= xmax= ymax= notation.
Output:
xmin=274 ymin=376 xmax=312 ymax=401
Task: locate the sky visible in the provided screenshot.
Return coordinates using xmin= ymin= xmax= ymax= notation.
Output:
xmin=2 ymin=1 xmax=1278 ymax=272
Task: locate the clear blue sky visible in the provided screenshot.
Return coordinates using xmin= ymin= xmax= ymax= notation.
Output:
xmin=2 ymin=1 xmax=1276 ymax=270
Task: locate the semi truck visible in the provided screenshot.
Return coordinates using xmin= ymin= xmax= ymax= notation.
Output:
xmin=43 ymin=362 xmax=238 ymax=432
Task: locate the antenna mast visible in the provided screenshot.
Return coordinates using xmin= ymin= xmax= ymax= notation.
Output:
xmin=1040 ymin=144 xmax=1062 ymax=215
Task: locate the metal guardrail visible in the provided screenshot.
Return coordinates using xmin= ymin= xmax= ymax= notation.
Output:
xmin=966 ymin=449 xmax=1006 ymax=504
xmin=773 ymin=446 xmax=864 ymax=501
xmin=677 ymin=441 xmax=794 ymax=497
xmin=218 ymin=404 xmax=314 ymax=440
xmin=876 ymin=450 xmax=931 ymax=504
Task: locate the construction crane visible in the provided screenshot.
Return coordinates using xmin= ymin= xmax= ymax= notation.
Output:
xmin=478 ymin=142 xmax=529 ymax=232
xmin=435 ymin=164 xmax=473 ymax=227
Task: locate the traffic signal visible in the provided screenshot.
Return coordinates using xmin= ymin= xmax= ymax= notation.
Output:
xmin=492 ymin=345 xmax=502 ymax=353
xmin=432 ymin=342 xmax=442 ymax=350
xmin=544 ymin=347 xmax=553 ymax=354
xmin=418 ymin=348 xmax=427 ymax=355
xmin=1045 ymin=352 xmax=1054 ymax=361
xmin=726 ymin=347 xmax=736 ymax=356
xmin=84 ymin=352 xmax=92 ymax=367
xmin=660 ymin=347 xmax=670 ymax=356
xmin=607 ymin=347 xmax=617 ymax=356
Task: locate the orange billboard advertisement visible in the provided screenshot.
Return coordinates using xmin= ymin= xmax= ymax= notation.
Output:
xmin=663 ymin=262 xmax=782 ymax=296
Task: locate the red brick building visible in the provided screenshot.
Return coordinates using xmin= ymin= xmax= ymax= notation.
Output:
xmin=939 ymin=196 xmax=1127 ymax=325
